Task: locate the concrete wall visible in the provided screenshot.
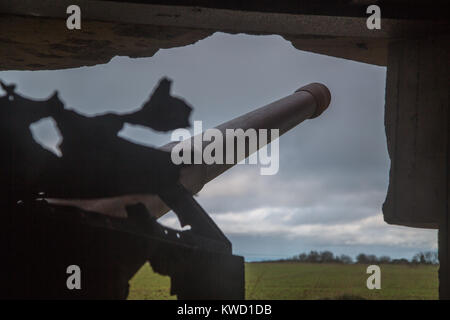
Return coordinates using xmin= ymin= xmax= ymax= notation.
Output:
xmin=383 ymin=37 xmax=449 ymax=229
xmin=2 ymin=0 xmax=448 ymax=70
xmin=382 ymin=37 xmax=449 ymax=299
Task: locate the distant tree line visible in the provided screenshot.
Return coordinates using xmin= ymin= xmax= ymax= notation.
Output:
xmin=292 ymin=251 xmax=353 ymax=264
xmin=272 ymin=250 xmax=439 ymax=265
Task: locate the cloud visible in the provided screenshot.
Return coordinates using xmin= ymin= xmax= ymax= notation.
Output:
xmin=160 ymin=207 xmax=436 ymax=249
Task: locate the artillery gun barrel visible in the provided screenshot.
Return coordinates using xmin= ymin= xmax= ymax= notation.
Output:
xmin=151 ymin=82 xmax=330 ymax=217
xmin=48 ymin=83 xmax=331 ymax=218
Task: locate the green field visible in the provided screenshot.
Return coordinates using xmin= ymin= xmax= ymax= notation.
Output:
xmin=127 ymin=262 xmax=438 ymax=300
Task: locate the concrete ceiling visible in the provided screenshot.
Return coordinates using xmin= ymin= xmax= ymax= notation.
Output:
xmin=0 ymin=0 xmax=448 ymax=70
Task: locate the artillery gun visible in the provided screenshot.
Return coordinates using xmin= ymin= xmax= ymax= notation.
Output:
xmin=0 ymin=80 xmax=330 ymax=299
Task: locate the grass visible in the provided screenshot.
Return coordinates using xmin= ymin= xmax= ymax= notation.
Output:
xmin=127 ymin=262 xmax=438 ymax=300
xmin=127 ymin=263 xmax=175 ymax=300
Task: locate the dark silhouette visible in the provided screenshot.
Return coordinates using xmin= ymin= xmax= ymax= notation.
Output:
xmin=0 ymin=82 xmax=62 ymax=201
xmin=0 ymin=78 xmax=191 ymax=201
xmin=0 ymin=78 xmax=241 ymax=299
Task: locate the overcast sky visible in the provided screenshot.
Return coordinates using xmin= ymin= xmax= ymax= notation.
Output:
xmin=0 ymin=32 xmax=437 ymax=261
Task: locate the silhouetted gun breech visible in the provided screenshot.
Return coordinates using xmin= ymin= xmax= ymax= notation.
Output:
xmin=49 ymin=83 xmax=331 ymax=218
